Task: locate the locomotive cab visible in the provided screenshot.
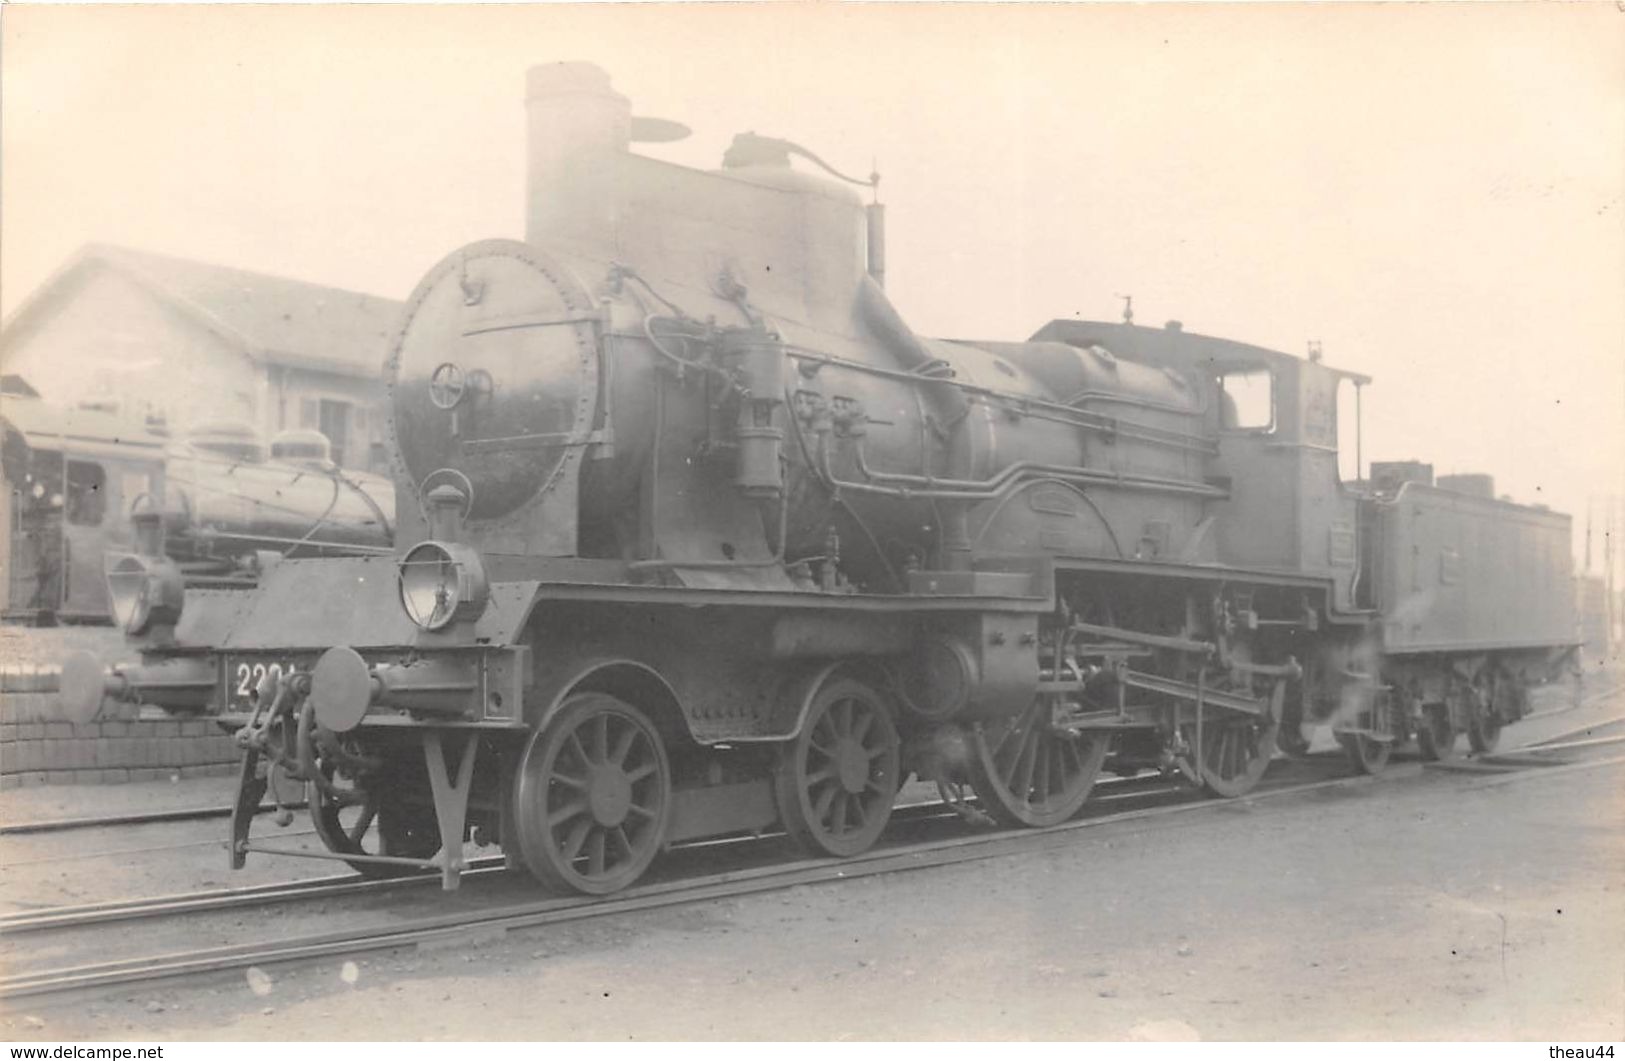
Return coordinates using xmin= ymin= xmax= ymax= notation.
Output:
xmin=1031 ymin=318 xmax=1372 ymax=610
xmin=1206 ymin=348 xmax=1370 ymax=612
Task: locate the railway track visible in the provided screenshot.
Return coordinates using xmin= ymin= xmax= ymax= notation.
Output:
xmin=6 ymin=702 xmax=1620 ymax=934
xmin=0 ymin=772 xmax=1187 ymax=936
xmin=1527 ymin=712 xmax=1625 ymax=750
xmin=4 ymin=697 xmax=1619 ymax=1000
xmin=3 ymin=670 xmax=1610 ymax=840
xmin=0 ymin=760 xmax=1367 ymax=1000
xmin=18 ymin=745 xmax=1625 ymax=1003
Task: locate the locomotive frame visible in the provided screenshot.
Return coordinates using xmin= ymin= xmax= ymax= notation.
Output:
xmin=64 ymin=62 xmax=1578 ymax=895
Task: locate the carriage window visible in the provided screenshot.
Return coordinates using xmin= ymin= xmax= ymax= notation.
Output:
xmin=1218 ymin=369 xmax=1275 ymax=431
xmin=65 ymin=461 xmax=106 ymax=526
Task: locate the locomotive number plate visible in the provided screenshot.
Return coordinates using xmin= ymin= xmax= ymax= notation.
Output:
xmin=224 ymin=656 xmax=308 ymax=710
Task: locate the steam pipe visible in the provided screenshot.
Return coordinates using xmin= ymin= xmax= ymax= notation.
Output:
xmin=810 ymin=424 xmax=1225 ymax=503
xmin=866 ymin=203 xmax=886 ymax=287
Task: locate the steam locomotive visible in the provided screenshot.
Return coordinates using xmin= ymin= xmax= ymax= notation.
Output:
xmin=3 ymin=389 xmax=392 ymax=623
xmin=64 ymin=64 xmax=1577 ymax=895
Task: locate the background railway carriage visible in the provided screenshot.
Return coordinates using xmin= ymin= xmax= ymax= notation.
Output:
xmin=4 ymin=387 xmax=396 ymax=624
xmin=64 ymin=63 xmax=1580 ymax=897
xmin=3 ymin=387 xmax=168 ymax=622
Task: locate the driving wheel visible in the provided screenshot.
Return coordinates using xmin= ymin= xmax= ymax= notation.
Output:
xmin=511 ymin=692 xmax=672 ymax=895
xmin=967 ymin=697 xmax=1109 ymax=827
xmin=773 ymin=678 xmax=900 ymax=857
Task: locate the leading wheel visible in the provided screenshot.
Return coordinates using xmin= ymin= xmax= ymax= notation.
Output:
xmin=967 ymin=698 xmax=1109 ymax=827
xmin=512 ymin=692 xmax=672 ymax=895
xmin=774 ymin=679 xmax=900 ymax=857
xmin=310 ymin=762 xmax=439 ymax=879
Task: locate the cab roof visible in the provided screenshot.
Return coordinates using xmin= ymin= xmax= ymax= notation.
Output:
xmin=1031 ymin=319 xmax=1372 ymax=385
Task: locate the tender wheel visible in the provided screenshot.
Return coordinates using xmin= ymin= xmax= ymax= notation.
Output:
xmin=1337 ymin=683 xmax=1397 ymax=776
xmin=967 ymin=697 xmax=1109 ymax=827
xmin=1466 ymin=689 xmax=1504 ymax=755
xmin=1194 ymin=713 xmax=1279 ymax=797
xmin=774 ymin=678 xmax=900 ymax=857
xmin=512 ymin=692 xmax=672 ymax=895
xmin=1275 ymin=670 xmax=1313 ymax=758
xmin=310 ymin=765 xmax=438 ymax=879
xmin=1338 ymin=732 xmax=1393 ymax=775
xmin=1416 ymin=702 xmax=1458 ymax=761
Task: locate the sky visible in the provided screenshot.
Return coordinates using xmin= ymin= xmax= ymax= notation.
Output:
xmin=2 ymin=4 xmax=1621 ymax=563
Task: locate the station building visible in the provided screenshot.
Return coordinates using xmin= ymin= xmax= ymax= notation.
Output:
xmin=0 ymin=244 xmax=401 ymax=473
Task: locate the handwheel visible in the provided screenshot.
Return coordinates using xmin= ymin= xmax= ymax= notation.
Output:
xmin=773 ymin=678 xmax=900 ymax=857
xmin=511 ymin=692 xmax=672 ymax=895
xmin=966 ymin=697 xmax=1109 ymax=827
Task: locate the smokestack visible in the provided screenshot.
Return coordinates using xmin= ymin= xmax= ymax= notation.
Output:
xmin=525 ymin=62 xmax=631 ymax=248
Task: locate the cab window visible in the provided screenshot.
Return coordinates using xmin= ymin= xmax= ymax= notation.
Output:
xmin=1219 ymin=369 xmax=1275 ymax=431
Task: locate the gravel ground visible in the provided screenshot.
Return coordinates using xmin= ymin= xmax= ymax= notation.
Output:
xmin=0 ymin=775 xmax=239 ymax=829
xmin=0 ymin=661 xmax=1617 ymax=1040
xmin=3 ymin=751 xmax=1621 ymax=1041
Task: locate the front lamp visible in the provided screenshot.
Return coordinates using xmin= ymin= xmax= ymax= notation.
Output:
xmin=105 ymin=554 xmax=185 ymax=635
xmin=398 ymin=541 xmax=489 ymax=631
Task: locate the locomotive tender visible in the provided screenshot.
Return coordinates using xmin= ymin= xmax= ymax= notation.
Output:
xmin=64 ymin=64 xmax=1577 ymax=894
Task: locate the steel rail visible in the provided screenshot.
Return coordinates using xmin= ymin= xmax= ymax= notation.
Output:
xmin=4 ymin=703 xmax=1610 ymax=935
xmin=1463 ymin=751 xmax=1625 ymax=791
xmin=0 ymin=766 xmax=1411 ymax=1001
xmin=0 ymin=802 xmax=308 ymax=838
xmin=0 ymin=856 xmax=504 ymax=935
xmin=1520 ymin=731 xmax=1625 ymax=755
xmin=1525 ymin=712 xmax=1625 ymax=750
xmin=1521 ymin=672 xmax=1624 ymax=723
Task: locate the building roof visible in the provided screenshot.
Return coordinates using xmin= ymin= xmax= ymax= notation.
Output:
xmin=0 ymin=244 xmax=403 ymax=379
xmin=1 ymin=393 xmax=169 ymax=462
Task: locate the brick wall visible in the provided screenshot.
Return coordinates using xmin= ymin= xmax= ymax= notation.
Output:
xmin=0 ymin=668 xmax=240 ymax=789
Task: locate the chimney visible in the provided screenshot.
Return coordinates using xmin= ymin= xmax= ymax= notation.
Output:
xmin=525 ymin=62 xmax=631 ymax=249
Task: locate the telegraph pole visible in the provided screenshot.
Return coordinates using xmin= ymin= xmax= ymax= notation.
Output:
xmin=1607 ymin=497 xmax=1618 ymax=656
xmin=1584 ymin=498 xmax=1592 ymax=575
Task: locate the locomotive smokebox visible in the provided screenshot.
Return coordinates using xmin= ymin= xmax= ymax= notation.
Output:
xmin=525 ymin=62 xmax=631 ymax=248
